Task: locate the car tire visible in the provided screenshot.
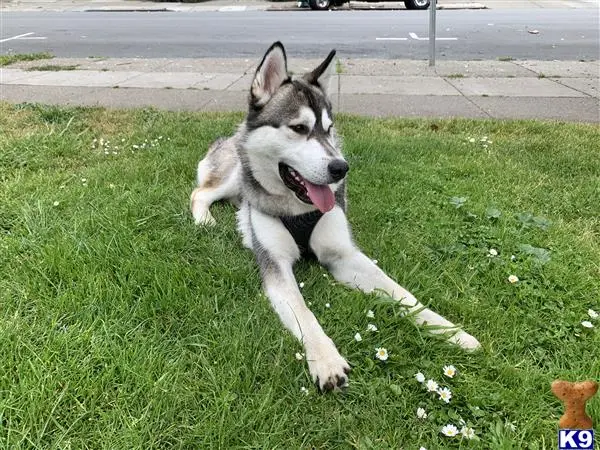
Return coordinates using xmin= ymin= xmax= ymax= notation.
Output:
xmin=404 ymin=0 xmax=430 ymax=9
xmin=309 ymin=0 xmax=331 ymax=10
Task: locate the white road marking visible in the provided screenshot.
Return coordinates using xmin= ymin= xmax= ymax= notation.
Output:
xmin=409 ymin=32 xmax=458 ymax=41
xmin=0 ymin=32 xmax=47 ymax=43
xmin=376 ymin=37 xmax=408 ymax=41
xmin=219 ymin=6 xmax=247 ymax=11
xmin=0 ymin=32 xmax=34 ymax=43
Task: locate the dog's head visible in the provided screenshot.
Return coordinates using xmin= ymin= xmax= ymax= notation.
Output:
xmin=242 ymin=42 xmax=347 ymax=214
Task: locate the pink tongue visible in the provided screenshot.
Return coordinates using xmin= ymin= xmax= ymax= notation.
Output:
xmin=304 ymin=180 xmax=336 ymax=213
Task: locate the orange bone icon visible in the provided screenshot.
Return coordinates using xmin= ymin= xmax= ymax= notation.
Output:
xmin=551 ymin=380 xmax=598 ymax=429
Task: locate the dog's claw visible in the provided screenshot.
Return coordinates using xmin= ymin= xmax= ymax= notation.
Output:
xmin=307 ymin=341 xmax=350 ymax=393
xmin=316 ymin=374 xmax=348 ymax=393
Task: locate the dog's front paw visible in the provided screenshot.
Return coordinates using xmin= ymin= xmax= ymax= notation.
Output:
xmin=448 ymin=330 xmax=481 ymax=351
xmin=306 ymin=341 xmax=351 ymax=392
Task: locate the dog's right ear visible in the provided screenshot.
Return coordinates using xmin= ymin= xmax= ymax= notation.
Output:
xmin=250 ymin=42 xmax=289 ymax=107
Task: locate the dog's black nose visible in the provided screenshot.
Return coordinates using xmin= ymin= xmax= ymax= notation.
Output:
xmin=328 ymin=160 xmax=349 ymax=182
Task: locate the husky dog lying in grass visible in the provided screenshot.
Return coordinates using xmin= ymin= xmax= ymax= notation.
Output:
xmin=190 ymin=42 xmax=480 ymax=392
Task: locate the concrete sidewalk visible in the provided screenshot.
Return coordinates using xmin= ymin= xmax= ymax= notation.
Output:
xmin=1 ymin=57 xmax=599 ymax=121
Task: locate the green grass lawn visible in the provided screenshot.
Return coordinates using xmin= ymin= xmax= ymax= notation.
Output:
xmin=1 ymin=102 xmax=599 ymax=449
xmin=0 ymin=53 xmax=53 ymax=67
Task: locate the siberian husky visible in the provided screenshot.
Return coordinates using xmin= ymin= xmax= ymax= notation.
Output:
xmin=190 ymin=42 xmax=480 ymax=392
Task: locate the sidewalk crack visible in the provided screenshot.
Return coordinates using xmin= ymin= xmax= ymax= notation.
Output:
xmin=441 ymin=77 xmax=493 ymax=118
xmin=549 ymin=78 xmax=594 ymax=98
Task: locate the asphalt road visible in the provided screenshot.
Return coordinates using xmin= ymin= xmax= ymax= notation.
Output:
xmin=1 ymin=9 xmax=599 ymax=60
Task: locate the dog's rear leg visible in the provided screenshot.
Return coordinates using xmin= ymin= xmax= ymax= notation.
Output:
xmin=191 ymin=159 xmax=240 ymax=226
xmin=310 ymin=207 xmax=481 ymax=351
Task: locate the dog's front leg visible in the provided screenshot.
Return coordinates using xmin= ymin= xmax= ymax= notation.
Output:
xmin=247 ymin=207 xmax=350 ymax=391
xmin=262 ymin=264 xmax=350 ymax=391
xmin=310 ymin=207 xmax=481 ymax=351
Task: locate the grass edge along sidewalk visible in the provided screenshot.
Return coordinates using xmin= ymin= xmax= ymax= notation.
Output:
xmin=1 ymin=103 xmax=599 ymax=448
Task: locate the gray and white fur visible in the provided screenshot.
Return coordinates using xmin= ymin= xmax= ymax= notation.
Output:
xmin=190 ymin=42 xmax=480 ymax=392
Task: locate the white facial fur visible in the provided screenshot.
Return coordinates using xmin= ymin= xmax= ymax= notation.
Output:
xmin=244 ymin=106 xmax=341 ymax=196
xmin=321 ymin=109 xmax=332 ymax=133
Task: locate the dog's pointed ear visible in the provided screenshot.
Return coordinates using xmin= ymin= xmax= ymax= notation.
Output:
xmin=250 ymin=42 xmax=289 ymax=107
xmin=304 ymin=49 xmax=336 ymax=96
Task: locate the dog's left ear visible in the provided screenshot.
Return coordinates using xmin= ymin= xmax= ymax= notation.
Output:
xmin=304 ymin=49 xmax=337 ymax=96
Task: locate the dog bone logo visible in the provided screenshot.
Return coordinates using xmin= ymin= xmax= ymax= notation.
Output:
xmin=551 ymin=380 xmax=598 ymax=429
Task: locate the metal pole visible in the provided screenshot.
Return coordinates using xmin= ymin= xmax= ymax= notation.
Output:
xmin=428 ymin=0 xmax=437 ymax=66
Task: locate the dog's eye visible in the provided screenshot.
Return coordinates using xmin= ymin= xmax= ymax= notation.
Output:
xmin=289 ymin=124 xmax=309 ymax=134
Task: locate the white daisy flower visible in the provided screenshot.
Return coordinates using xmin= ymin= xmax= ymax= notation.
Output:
xmin=505 ymin=421 xmax=517 ymax=432
xmin=488 ymin=248 xmax=498 ymax=257
xmin=375 ymin=347 xmax=388 ymax=361
xmin=53 ymin=201 xmax=60 ymax=207
xmin=581 ymin=321 xmax=594 ymax=328
xmin=81 ymin=178 xmax=87 ymax=183
xmin=508 ymin=275 xmax=519 ymax=284
xmin=372 ymin=259 xmax=378 ymax=264
xmin=441 ymin=424 xmax=459 ymax=437
xmin=416 ymin=407 xmax=427 ymax=419
xmin=461 ymin=426 xmax=476 ymax=439
xmin=511 ymin=255 xmax=516 ymax=261
xmin=325 ymin=303 xmax=331 ymax=308
xmin=415 ymin=372 xmax=426 ymax=383
xmin=366 ymin=323 xmax=378 ymax=332
xmin=419 ymin=447 xmax=427 ymax=450
xmin=295 ymin=352 xmax=304 ymax=360
xmin=354 ymin=332 xmax=362 ymax=342
xmin=588 ymin=309 xmax=598 ymax=319
xmin=109 ymin=184 xmax=115 ymax=189
xmin=443 ymin=365 xmax=457 ymax=378
xmin=426 ymin=379 xmax=439 ymax=392
xmin=438 ymin=387 xmax=452 ymax=403
xmin=300 ymin=386 xmax=309 ymax=395
xmin=468 ymin=138 xmax=475 ymax=143
xmin=366 ymin=310 xmax=375 ymax=318
xmin=298 ymin=282 xmax=305 ymax=289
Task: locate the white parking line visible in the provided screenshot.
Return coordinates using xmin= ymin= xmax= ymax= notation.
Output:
xmin=0 ymin=32 xmax=47 ymax=43
xmin=218 ymin=6 xmax=247 ymax=11
xmin=376 ymin=37 xmax=409 ymax=41
xmin=409 ymin=32 xmax=458 ymax=41
xmin=0 ymin=32 xmax=34 ymax=43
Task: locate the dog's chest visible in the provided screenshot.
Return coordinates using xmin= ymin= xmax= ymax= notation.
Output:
xmin=279 ymin=211 xmax=323 ymax=257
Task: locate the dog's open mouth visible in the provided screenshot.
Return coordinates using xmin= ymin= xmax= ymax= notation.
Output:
xmin=279 ymin=163 xmax=335 ymax=213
